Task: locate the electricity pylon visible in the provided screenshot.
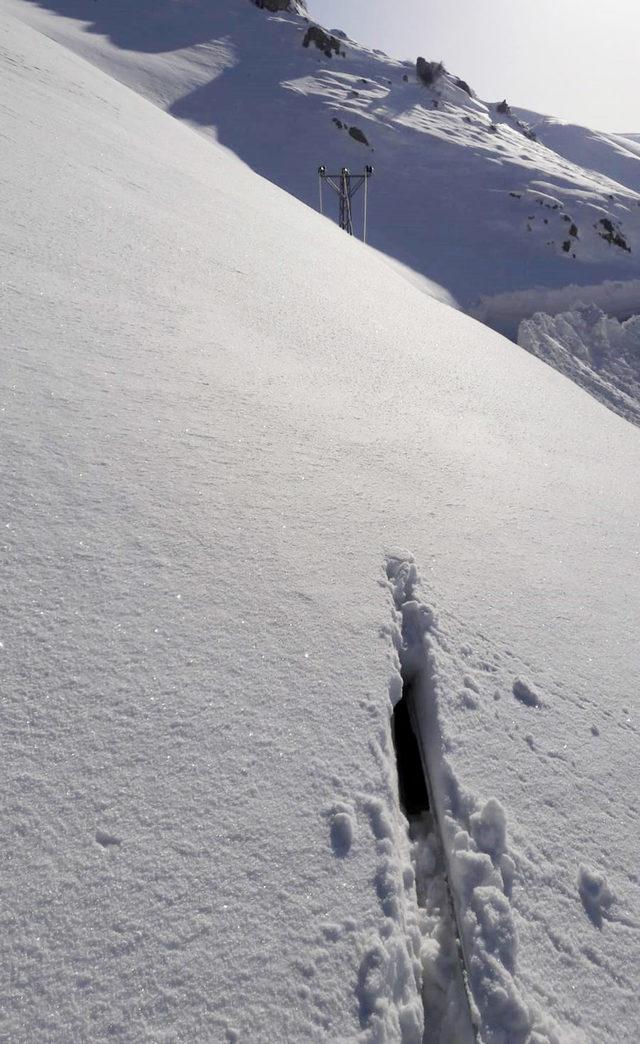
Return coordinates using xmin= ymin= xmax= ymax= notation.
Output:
xmin=318 ymin=165 xmax=374 ymax=242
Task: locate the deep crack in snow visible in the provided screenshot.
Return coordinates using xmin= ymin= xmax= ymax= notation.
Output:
xmin=386 ymin=554 xmax=480 ymax=1044
xmin=393 ymin=677 xmax=430 ymax=819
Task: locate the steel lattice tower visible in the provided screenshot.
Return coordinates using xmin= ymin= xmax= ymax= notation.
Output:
xmin=318 ymin=166 xmax=374 ymax=240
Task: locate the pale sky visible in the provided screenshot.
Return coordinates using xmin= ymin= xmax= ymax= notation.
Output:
xmin=307 ymin=0 xmax=640 ymax=133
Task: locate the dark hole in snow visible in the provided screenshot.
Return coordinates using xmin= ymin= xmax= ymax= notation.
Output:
xmin=392 ymin=676 xmax=430 ymax=817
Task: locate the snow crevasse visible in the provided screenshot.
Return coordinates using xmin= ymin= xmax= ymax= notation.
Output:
xmin=384 ymin=552 xmax=584 ymax=1044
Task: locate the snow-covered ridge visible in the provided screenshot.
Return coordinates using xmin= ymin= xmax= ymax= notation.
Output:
xmin=513 ymin=110 xmax=640 ymax=196
xmin=8 ymin=0 xmax=640 ymax=327
xmin=9 ymin=0 xmax=640 ymax=429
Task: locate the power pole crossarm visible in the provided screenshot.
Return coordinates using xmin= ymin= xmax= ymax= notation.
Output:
xmin=317 ymin=165 xmax=374 ymax=240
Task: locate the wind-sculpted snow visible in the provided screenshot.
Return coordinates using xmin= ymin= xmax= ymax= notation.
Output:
xmin=2 ymin=6 xmax=640 ymax=1041
xmin=518 ymin=305 xmax=640 ymax=427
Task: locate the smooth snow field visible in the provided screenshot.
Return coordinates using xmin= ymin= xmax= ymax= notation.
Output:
xmin=2 ymin=4 xmax=640 ymax=1043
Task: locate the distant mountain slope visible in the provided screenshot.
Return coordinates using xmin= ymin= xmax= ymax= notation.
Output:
xmin=7 ymin=0 xmax=640 ymax=340
xmin=513 ymin=109 xmax=640 ymax=195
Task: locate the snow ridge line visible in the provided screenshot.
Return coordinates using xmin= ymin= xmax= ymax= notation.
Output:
xmin=384 ymin=553 xmax=578 ymax=1044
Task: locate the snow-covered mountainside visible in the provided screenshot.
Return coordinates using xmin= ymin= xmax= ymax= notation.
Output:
xmin=512 ymin=111 xmax=640 ymax=197
xmin=2 ymin=3 xmax=640 ymax=1042
xmin=7 ymin=0 xmax=640 ymax=341
xmin=9 ymin=0 xmax=640 ymax=428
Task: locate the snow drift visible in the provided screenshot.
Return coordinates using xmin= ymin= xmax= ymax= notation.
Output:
xmin=518 ymin=305 xmax=640 ymax=427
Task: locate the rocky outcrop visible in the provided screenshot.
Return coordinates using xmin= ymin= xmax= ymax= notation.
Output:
xmin=597 ymin=217 xmax=631 ymax=252
xmin=348 ymin=126 xmax=369 ymax=146
xmin=416 ymin=58 xmax=445 ymax=86
xmin=454 ymin=76 xmax=473 ymax=97
xmin=302 ymin=25 xmax=341 ymax=58
xmin=253 ymin=0 xmax=306 ymax=13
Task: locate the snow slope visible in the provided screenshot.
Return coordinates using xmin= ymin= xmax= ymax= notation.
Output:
xmin=513 ymin=111 xmax=640 ymax=198
xmin=2 ymin=5 xmax=640 ymax=1043
xmin=6 ymin=0 xmax=640 ymax=339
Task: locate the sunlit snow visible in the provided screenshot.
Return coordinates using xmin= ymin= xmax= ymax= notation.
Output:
xmin=2 ymin=3 xmax=640 ymax=1042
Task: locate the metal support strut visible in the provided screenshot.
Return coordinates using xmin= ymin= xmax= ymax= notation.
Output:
xmin=317 ymin=165 xmax=374 ymax=241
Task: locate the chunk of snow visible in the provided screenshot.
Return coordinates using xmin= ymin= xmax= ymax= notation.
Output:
xmin=470 ymin=799 xmax=507 ymax=862
xmin=578 ymin=865 xmax=616 ymax=928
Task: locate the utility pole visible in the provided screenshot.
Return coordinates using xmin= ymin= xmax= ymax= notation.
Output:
xmin=318 ymin=166 xmax=374 ymax=242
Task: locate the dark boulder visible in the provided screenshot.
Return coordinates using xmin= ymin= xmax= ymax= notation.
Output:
xmin=254 ymin=0 xmax=306 ymax=12
xmin=302 ymin=25 xmax=341 ymax=58
xmin=348 ymin=126 xmax=369 ymax=146
xmin=597 ymin=217 xmax=631 ymax=252
xmin=454 ymin=77 xmax=473 ymax=97
xmin=416 ymin=57 xmax=445 ymax=86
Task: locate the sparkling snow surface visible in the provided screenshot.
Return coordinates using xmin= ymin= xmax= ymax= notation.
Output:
xmin=2 ymin=5 xmax=640 ymax=1043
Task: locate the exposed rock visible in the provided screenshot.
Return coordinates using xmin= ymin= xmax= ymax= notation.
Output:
xmin=455 ymin=76 xmax=473 ymax=97
xmin=416 ymin=57 xmax=445 ymax=86
xmin=597 ymin=217 xmax=631 ymax=252
xmin=496 ymin=99 xmax=511 ymax=115
xmin=253 ymin=0 xmax=306 ymax=12
xmin=348 ymin=126 xmax=369 ymax=146
xmin=302 ymin=25 xmax=341 ymax=58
